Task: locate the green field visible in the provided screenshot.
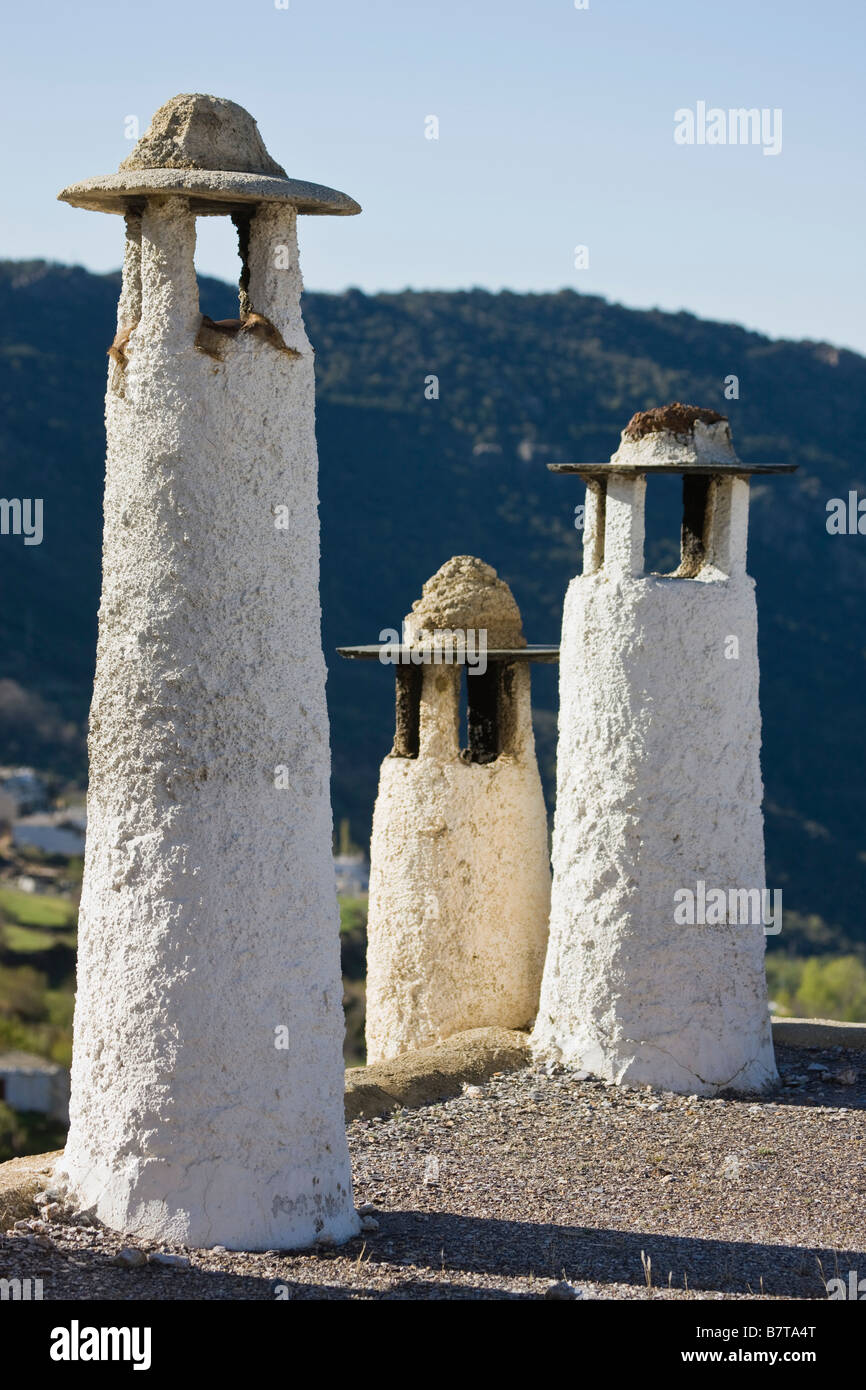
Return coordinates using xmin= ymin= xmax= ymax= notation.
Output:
xmin=2 ymin=922 xmax=77 ymax=953
xmin=0 ymin=886 xmax=77 ymax=929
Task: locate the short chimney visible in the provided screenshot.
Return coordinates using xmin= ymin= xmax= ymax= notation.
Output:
xmin=535 ymin=405 xmax=796 ymax=1095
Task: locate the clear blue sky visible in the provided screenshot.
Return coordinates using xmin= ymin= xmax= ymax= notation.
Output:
xmin=2 ymin=0 xmax=863 ymax=350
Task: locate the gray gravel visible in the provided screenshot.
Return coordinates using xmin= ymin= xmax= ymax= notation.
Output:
xmin=2 ymin=1044 xmax=864 ymax=1300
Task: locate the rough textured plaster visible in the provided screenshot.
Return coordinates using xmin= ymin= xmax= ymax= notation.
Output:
xmin=405 ymin=555 xmax=526 ymax=649
xmin=533 ymin=568 xmax=777 ymax=1095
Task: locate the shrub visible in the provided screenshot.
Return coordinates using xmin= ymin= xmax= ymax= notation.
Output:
xmin=767 ymin=953 xmax=866 ymax=1021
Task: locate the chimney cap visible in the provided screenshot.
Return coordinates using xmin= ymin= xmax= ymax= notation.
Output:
xmin=337 ymin=644 xmax=560 ymax=664
xmin=58 ymin=93 xmax=360 ymax=217
xmin=338 ymin=556 xmax=559 ymax=664
xmin=548 ymin=403 xmax=797 ymax=477
xmin=406 ymin=556 xmax=527 ymax=650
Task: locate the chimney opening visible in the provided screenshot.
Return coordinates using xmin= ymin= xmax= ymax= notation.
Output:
xmin=463 ymin=664 xmax=500 ymax=764
xmin=392 ymin=664 xmax=422 ymax=758
xmin=677 ymin=474 xmax=712 ymax=578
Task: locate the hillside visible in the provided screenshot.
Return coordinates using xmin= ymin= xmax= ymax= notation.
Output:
xmin=0 ymin=261 xmax=864 ymax=948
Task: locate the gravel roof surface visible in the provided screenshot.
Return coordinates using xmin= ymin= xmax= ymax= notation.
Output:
xmin=2 ymin=1044 xmax=864 ymax=1301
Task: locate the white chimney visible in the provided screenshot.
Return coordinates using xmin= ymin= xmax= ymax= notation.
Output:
xmin=534 ymin=404 xmax=795 ymax=1095
xmin=341 ymin=556 xmax=554 ymax=1062
xmin=55 ymin=95 xmax=361 ymax=1249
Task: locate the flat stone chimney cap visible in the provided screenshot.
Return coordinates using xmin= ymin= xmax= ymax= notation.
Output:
xmin=548 ymin=402 xmax=797 ymax=477
xmin=337 ymin=645 xmax=560 ymax=664
xmin=58 ymin=94 xmax=360 ymax=217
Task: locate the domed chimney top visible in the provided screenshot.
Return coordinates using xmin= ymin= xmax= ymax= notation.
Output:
xmin=404 ymin=556 xmax=526 ymax=651
xmin=58 ymin=93 xmax=360 ymax=217
xmin=120 ymin=93 xmax=288 ymax=177
xmin=337 ymin=556 xmax=558 ymax=665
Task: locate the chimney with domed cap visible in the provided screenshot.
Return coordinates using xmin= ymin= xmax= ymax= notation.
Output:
xmin=54 ymin=95 xmax=360 ymax=1251
xmin=534 ymin=405 xmax=796 ymax=1095
xmin=339 ymin=556 xmax=557 ymax=1062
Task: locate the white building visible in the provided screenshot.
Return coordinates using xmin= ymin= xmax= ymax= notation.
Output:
xmin=0 ymin=1052 xmax=69 ymax=1122
xmin=0 ymin=768 xmax=49 ymax=816
xmin=333 ymin=854 xmax=369 ymax=896
xmin=13 ymin=810 xmax=86 ymax=858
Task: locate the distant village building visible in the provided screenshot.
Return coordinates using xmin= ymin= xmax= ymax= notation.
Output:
xmin=12 ymin=809 xmax=86 ymax=858
xmin=333 ymin=853 xmax=369 ymax=896
xmin=0 ymin=768 xmax=49 ymax=816
xmin=0 ymin=1052 xmax=69 ymax=1122
xmin=55 ymin=93 xmax=361 ymax=1251
xmin=0 ymin=789 xmax=16 ymax=830
xmin=340 ymin=556 xmax=556 ymax=1063
xmin=534 ymin=404 xmax=795 ymax=1095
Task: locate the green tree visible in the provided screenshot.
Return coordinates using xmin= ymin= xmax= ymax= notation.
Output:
xmin=797 ymin=955 xmax=866 ymax=1021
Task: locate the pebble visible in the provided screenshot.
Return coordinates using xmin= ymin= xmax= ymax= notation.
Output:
xmin=360 ymin=1216 xmax=380 ymax=1233
xmin=545 ymin=1280 xmax=583 ymax=1300
xmin=111 ymin=1247 xmax=147 ymax=1269
xmin=39 ymin=1187 xmax=65 ymax=1204
xmin=148 ymin=1252 xmax=190 ymax=1268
